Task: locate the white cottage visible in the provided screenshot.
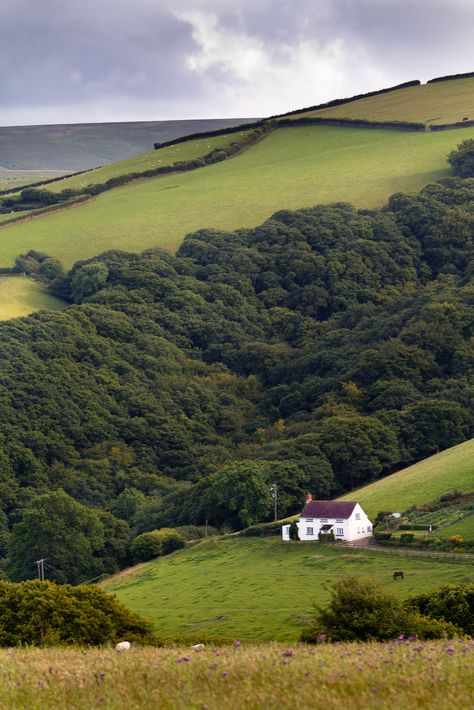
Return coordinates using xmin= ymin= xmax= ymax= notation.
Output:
xmin=282 ymin=494 xmax=373 ymax=542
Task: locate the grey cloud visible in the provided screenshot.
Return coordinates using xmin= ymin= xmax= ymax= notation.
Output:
xmin=0 ymin=0 xmax=473 ymax=125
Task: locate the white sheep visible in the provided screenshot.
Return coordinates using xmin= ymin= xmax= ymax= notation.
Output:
xmin=115 ymin=641 xmax=131 ymax=652
xmin=191 ymin=643 xmax=206 ymax=651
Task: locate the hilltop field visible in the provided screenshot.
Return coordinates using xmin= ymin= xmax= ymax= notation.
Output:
xmin=288 ymin=77 xmax=474 ymax=125
xmin=1 ymin=124 xmax=473 ymax=268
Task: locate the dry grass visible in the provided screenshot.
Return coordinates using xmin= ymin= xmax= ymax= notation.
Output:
xmin=288 ymin=78 xmax=474 ymax=125
xmin=0 ymin=640 xmax=472 ymax=709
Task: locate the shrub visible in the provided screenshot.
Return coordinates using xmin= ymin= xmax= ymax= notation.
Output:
xmin=0 ymin=580 xmax=155 ymax=646
xmin=400 ymin=533 xmax=415 ymax=544
xmin=300 ymin=576 xmax=459 ymax=643
xmin=289 ymin=521 xmax=299 ymax=540
xmin=447 ymin=534 xmax=464 ymax=547
xmin=374 ymin=531 xmax=392 ymax=541
xmin=130 ymin=528 xmax=185 ymax=563
xmin=406 ymin=583 xmax=474 ymax=636
xmin=448 ymin=140 xmax=474 ymax=178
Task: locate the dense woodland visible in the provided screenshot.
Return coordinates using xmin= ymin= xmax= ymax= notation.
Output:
xmin=1 ymin=159 xmax=473 ymax=581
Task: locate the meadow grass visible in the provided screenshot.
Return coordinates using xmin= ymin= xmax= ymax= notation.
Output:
xmin=44 ymin=130 xmax=252 ymax=193
xmin=102 ymin=538 xmax=474 ymax=642
xmin=0 ymin=640 xmax=472 ymax=709
xmin=1 ymin=124 xmax=474 ymax=268
xmin=289 ymin=77 xmax=474 ymax=125
xmin=0 ymin=277 xmax=66 ymax=320
xmin=435 ymin=514 xmax=474 ymax=541
xmin=339 ymin=439 xmax=474 ymax=519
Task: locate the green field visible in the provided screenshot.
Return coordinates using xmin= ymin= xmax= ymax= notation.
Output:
xmin=44 ymin=130 xmax=252 ymax=193
xmin=1 ymin=641 xmax=471 ymax=709
xmin=1 ymin=124 xmax=473 ymax=268
xmin=103 ymin=538 xmax=473 ymax=642
xmin=340 ymin=439 xmax=474 ymax=519
xmin=0 ymin=277 xmax=66 ymax=320
xmin=435 ymin=513 xmax=474 ymax=541
xmin=289 ymin=77 xmax=474 ymax=125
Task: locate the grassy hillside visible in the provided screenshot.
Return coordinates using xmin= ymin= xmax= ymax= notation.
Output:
xmin=0 ymin=277 xmax=66 ymax=320
xmin=0 ymin=118 xmax=257 ymax=171
xmin=44 ymin=129 xmax=252 ymax=193
xmin=289 ymin=77 xmax=474 ymax=125
xmin=102 ymin=538 xmax=473 ymax=642
xmin=1 ymin=642 xmax=471 ymax=710
xmin=1 ymin=124 xmax=474 ymax=267
xmin=339 ymin=439 xmax=474 ymax=518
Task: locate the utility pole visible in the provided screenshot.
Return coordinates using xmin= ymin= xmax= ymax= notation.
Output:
xmin=270 ymin=484 xmax=277 ymax=521
xmin=35 ymin=558 xmax=45 ymax=582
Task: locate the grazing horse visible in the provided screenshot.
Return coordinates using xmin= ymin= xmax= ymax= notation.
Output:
xmin=393 ymin=571 xmax=404 ymax=581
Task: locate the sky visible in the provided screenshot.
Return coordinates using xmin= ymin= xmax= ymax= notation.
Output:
xmin=1 ymin=0 xmax=473 ymax=127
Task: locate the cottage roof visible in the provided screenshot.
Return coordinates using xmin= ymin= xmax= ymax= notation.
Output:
xmin=301 ymin=500 xmax=357 ymax=519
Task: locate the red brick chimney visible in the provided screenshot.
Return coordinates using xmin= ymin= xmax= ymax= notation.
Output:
xmin=306 ymin=492 xmax=313 ymax=503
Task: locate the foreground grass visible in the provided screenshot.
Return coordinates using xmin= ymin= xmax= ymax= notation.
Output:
xmin=2 ymin=124 xmax=474 ymax=267
xmin=0 ymin=641 xmax=472 ymax=709
xmin=340 ymin=439 xmax=474 ymax=519
xmin=103 ymin=538 xmax=473 ymax=642
xmin=0 ymin=276 xmax=66 ymax=320
xmin=290 ymin=77 xmax=474 ymax=125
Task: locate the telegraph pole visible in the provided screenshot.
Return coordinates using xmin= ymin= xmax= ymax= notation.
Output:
xmin=270 ymin=484 xmax=277 ymax=521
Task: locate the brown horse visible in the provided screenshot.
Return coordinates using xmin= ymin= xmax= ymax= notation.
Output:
xmin=393 ymin=571 xmax=404 ymax=581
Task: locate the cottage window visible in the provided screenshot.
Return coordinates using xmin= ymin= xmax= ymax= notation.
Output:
xmin=320 ymin=518 xmax=328 ymax=523
xmin=306 ymin=527 xmax=314 ymax=535
xmin=355 ymin=513 xmax=361 ymax=520
xmin=335 ymin=519 xmax=344 ymax=523
xmin=336 ymin=528 xmax=344 ymax=536
xmin=367 ymin=525 xmax=372 ymax=532
xmin=357 ymin=527 xmax=360 ymax=534
xmin=305 ymin=518 xmax=313 ymax=522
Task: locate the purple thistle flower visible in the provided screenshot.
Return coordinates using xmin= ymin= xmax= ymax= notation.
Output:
xmin=234 ymin=640 xmax=241 ymax=647
xmin=222 ymin=671 xmax=229 ymax=677
xmin=282 ymin=649 xmax=295 ymax=657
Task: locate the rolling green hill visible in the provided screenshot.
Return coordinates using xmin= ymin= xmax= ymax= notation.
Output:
xmin=102 ymin=538 xmax=473 ymax=642
xmin=1 ymin=124 xmax=473 ymax=267
xmin=339 ymin=439 xmax=474 ymax=519
xmin=44 ymin=130 xmax=252 ymax=193
xmin=0 ymin=118 xmax=257 ymax=171
xmin=288 ymin=77 xmax=474 ymax=125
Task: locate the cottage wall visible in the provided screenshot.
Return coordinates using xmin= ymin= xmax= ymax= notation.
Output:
xmin=283 ymin=502 xmax=373 ymax=542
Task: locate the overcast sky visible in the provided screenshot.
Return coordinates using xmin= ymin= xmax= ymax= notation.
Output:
xmin=1 ymin=0 xmax=473 ymax=127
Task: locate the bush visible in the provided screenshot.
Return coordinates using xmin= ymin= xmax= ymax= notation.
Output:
xmin=448 ymin=140 xmax=474 ymax=178
xmin=447 ymin=534 xmax=464 ymax=547
xmin=0 ymin=580 xmax=155 ymax=646
xmin=300 ymin=576 xmax=459 ymax=643
xmin=374 ymin=531 xmax=392 ymax=541
xmin=400 ymin=533 xmax=415 ymax=544
xmin=130 ymin=528 xmax=185 ymax=563
xmin=406 ymin=583 xmax=474 ymax=636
